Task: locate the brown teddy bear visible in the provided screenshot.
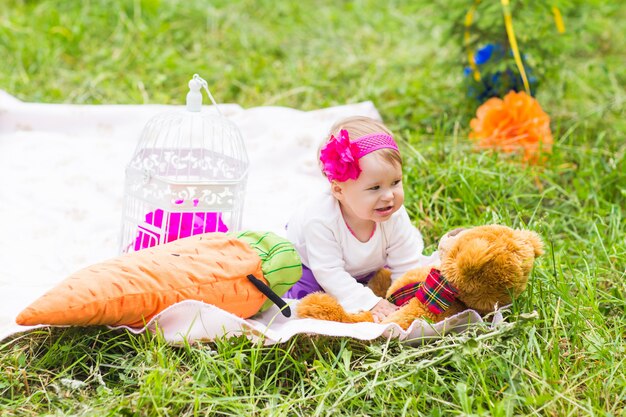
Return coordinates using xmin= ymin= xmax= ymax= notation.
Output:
xmin=296 ymin=225 xmax=544 ymax=329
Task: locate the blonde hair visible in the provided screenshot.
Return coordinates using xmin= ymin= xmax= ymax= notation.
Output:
xmin=319 ymin=116 xmax=402 ymax=178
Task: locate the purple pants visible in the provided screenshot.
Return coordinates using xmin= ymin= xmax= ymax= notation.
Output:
xmin=285 ymin=265 xmax=377 ymax=299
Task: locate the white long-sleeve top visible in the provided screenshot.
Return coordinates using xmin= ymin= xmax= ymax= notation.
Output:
xmin=286 ymin=191 xmax=439 ymax=313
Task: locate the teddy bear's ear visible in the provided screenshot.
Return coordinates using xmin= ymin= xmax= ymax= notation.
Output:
xmin=516 ymin=230 xmax=545 ymax=257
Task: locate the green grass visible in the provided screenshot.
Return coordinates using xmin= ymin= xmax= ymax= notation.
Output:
xmin=1 ymin=0 xmax=625 ymax=415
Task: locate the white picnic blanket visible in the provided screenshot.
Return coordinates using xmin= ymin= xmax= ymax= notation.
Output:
xmin=0 ymin=91 xmax=498 ymax=344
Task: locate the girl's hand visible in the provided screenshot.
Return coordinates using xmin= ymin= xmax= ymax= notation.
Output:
xmin=370 ymin=299 xmax=399 ymax=323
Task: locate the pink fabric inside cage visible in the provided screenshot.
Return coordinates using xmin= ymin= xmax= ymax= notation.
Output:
xmin=134 ymin=200 xmax=228 ymax=251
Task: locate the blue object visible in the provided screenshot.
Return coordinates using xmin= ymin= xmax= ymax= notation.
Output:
xmin=464 ymin=43 xmax=538 ymax=101
xmin=474 ymin=44 xmax=494 ymax=65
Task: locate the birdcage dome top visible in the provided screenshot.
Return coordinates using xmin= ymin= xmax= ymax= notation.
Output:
xmin=127 ymin=75 xmax=249 ymax=184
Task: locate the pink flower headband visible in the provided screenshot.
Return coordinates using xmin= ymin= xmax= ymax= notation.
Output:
xmin=319 ymin=129 xmax=399 ymax=182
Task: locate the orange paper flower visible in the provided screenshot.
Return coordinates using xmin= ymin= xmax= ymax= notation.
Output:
xmin=469 ymin=91 xmax=553 ymax=163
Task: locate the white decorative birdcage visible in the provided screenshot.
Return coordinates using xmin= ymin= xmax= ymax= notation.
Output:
xmin=120 ymin=74 xmax=249 ymax=254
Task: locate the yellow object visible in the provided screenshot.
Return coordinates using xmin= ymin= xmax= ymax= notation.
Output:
xmin=552 ymin=6 xmax=566 ymax=33
xmin=464 ymin=1 xmax=482 ymax=81
xmin=500 ymin=0 xmax=531 ymax=94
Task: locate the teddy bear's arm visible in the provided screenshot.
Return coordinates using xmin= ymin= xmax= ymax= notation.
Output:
xmin=382 ymin=298 xmax=436 ymax=330
xmin=296 ymin=292 xmax=374 ymax=323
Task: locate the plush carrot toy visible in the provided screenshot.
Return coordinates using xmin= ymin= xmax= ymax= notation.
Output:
xmin=16 ymin=231 xmax=301 ymax=328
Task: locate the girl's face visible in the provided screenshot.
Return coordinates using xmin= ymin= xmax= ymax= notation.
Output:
xmin=332 ymin=151 xmax=404 ymax=225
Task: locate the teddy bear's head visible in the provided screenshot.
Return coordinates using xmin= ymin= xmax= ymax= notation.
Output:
xmin=438 ymin=225 xmax=544 ymax=313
